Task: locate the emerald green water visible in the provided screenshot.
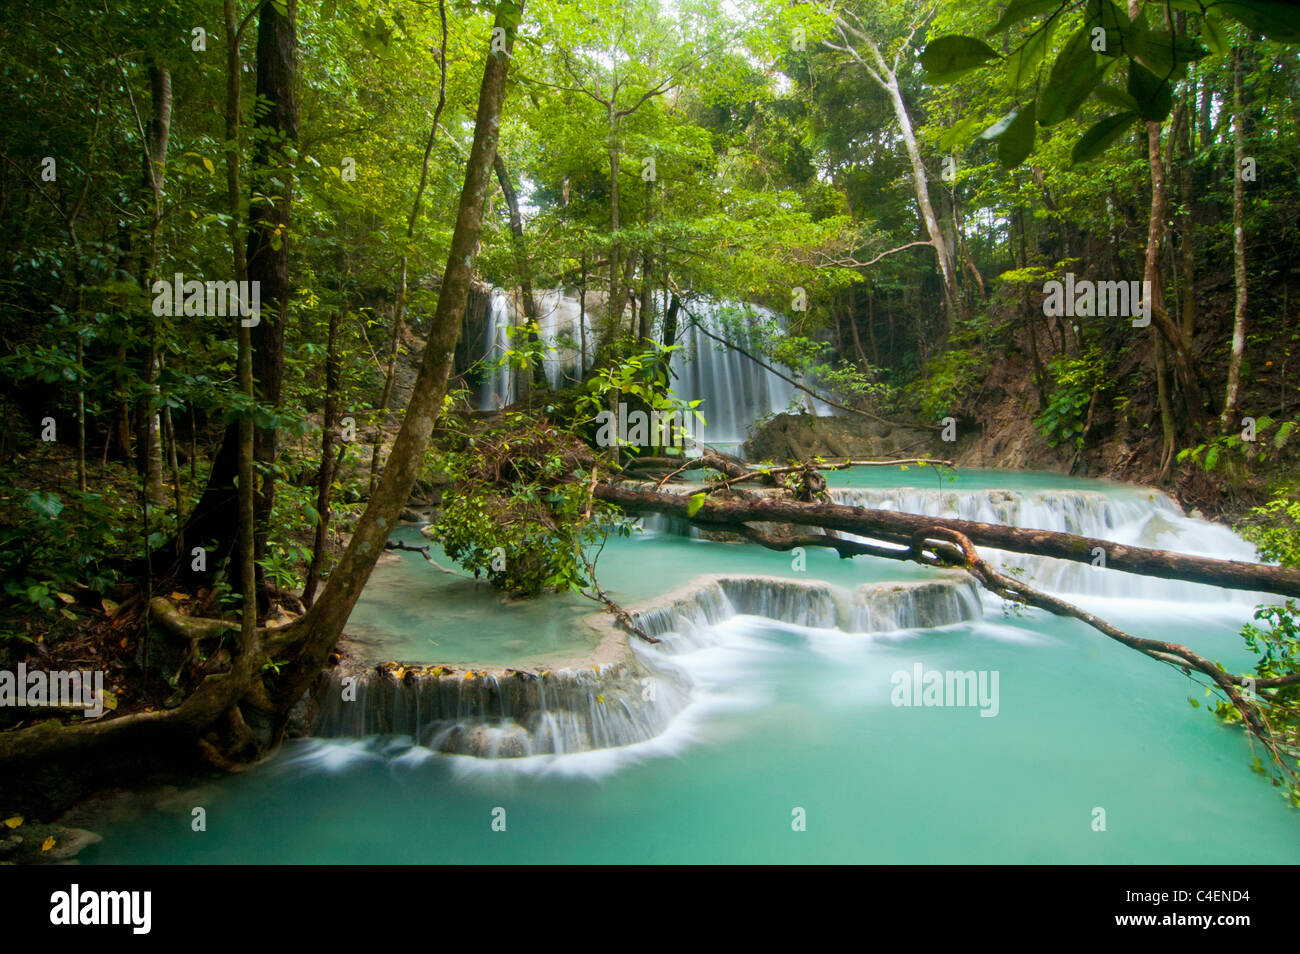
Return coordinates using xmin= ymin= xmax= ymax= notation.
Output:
xmin=81 ymin=469 xmax=1298 ymax=863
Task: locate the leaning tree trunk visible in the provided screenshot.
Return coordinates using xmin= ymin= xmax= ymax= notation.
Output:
xmin=592 ymin=482 xmax=1300 ymax=598
xmin=0 ymin=0 xmax=523 ymax=817
xmin=266 ymin=0 xmax=522 ymax=732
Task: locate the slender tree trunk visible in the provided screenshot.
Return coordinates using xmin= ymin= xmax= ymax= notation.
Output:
xmin=606 ymin=102 xmax=626 ymax=342
xmin=828 ymin=22 xmax=961 ymax=330
xmin=270 ymin=1 xmax=521 ymax=730
xmin=848 ymin=284 xmax=869 ymax=367
xmin=662 ymin=292 xmax=679 ymax=350
xmin=1177 ymin=91 xmax=1197 ymax=342
xmin=162 ymin=401 xmax=184 ymax=555
xmin=1222 ymin=46 xmax=1249 ymax=428
xmin=493 ymin=149 xmax=544 ymax=393
xmin=884 ymin=73 xmax=960 ymax=330
xmin=303 ymin=305 xmax=342 ymax=607
xmin=140 ymin=63 xmax=171 ymax=507
xmin=579 ymin=253 xmax=588 ymax=373
xmin=180 ymin=0 xmax=296 ymax=580
xmin=74 ymin=313 xmax=86 ymax=493
xmin=246 ymin=0 xmax=297 ymax=562
xmin=368 ymin=304 xmax=403 ymax=496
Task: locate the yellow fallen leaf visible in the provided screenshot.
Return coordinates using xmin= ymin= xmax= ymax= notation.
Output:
xmin=102 ymin=689 xmax=118 ymax=712
xmin=41 ymin=836 xmax=55 ymax=851
xmin=2 ymin=815 xmax=22 ymax=829
xmin=596 ymin=694 xmax=605 ymax=703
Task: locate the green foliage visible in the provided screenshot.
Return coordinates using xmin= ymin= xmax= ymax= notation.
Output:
xmin=428 ymin=415 xmax=618 ymax=596
xmin=1231 ymin=598 xmax=1300 ymax=807
xmin=0 ymin=470 xmax=128 ymax=620
xmin=1238 ymin=488 xmax=1300 ymax=569
xmin=924 ymin=0 xmax=1300 ymax=167
xmin=1033 ymin=348 xmax=1105 ymax=449
xmin=575 ymin=342 xmax=704 ymax=449
xmin=1177 ymin=417 xmax=1298 ymax=477
xmin=913 ymin=347 xmax=986 ymax=423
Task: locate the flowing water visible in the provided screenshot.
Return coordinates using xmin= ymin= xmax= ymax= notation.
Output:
xmin=475 ymin=292 xmax=832 ymax=448
xmin=81 ymin=468 xmax=1297 ymax=863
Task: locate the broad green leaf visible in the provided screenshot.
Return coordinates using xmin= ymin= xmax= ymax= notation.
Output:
xmin=1218 ymin=1 xmax=1300 ymax=43
xmin=1004 ymin=15 xmax=1056 ymax=89
xmin=1071 ymin=111 xmax=1137 ymax=165
xmin=921 ymin=35 xmax=1000 ymax=82
xmin=26 ymin=490 xmax=63 ymax=519
xmin=1083 ymin=0 xmax=1129 ymax=56
xmin=980 ymin=109 xmax=1018 ymax=140
xmin=1200 ymin=13 xmax=1229 ymax=55
xmin=1128 ymin=61 xmax=1174 ymax=121
xmin=938 ymin=112 xmax=987 ymax=150
xmin=998 ymin=102 xmax=1037 ymax=168
xmin=1039 ymin=28 xmax=1107 ymax=126
xmin=985 ymin=0 xmax=1064 ymax=37
xmin=1127 ymin=30 xmax=1209 ymax=78
xmin=1095 ymin=84 xmax=1141 ymax=113
xmin=686 ymin=491 xmax=707 ymax=517
xmin=1086 ymin=0 xmax=1130 ymax=29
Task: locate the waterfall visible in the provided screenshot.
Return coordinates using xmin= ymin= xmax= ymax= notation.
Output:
xmin=632 ymin=573 xmax=981 ymax=653
xmin=826 ymin=485 xmax=1265 ymax=603
xmin=309 ymin=572 xmax=980 ymax=758
xmin=669 ymin=301 xmax=832 ymax=450
xmin=533 ymin=289 xmax=595 ymax=391
xmin=477 ymin=289 xmax=515 ymax=410
xmin=312 ymin=662 xmax=690 ymax=758
xmin=474 ymin=292 xmax=831 ymax=450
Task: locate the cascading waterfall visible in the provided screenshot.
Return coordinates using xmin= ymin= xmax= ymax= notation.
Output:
xmin=309 ymin=572 xmax=981 ymax=758
xmin=668 ymin=301 xmax=833 ymax=450
xmin=311 ymin=663 xmax=690 ymax=758
xmin=477 ymin=289 xmax=515 ymax=410
xmin=473 ymin=292 xmax=832 ymax=452
xmin=533 ymin=288 xmax=595 ymax=391
xmin=827 ymin=485 xmax=1265 ymax=603
xmin=633 ymin=573 xmax=981 ymax=652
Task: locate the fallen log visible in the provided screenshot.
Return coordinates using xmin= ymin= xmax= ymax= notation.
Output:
xmin=593 ymin=482 xmax=1300 ymax=599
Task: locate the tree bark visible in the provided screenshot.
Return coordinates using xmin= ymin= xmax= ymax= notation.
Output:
xmin=493 ymin=149 xmax=544 ymax=393
xmin=267 ymin=1 xmax=521 ymax=730
xmin=827 ymin=20 xmax=961 ymax=330
xmin=177 ymin=0 xmax=296 ymax=580
xmin=0 ymin=0 xmax=523 ymax=812
xmin=302 ymin=305 xmax=342 ymax=607
xmin=1222 ymin=45 xmax=1249 ymax=428
xmin=593 ymin=482 xmax=1300 ymax=599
